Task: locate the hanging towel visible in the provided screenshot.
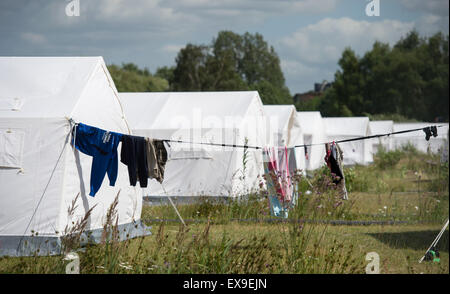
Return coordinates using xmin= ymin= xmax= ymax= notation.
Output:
xmin=72 ymin=123 xmax=122 ymax=197
xmin=263 ymin=147 xmax=288 ymax=218
xmin=278 ymin=146 xmax=292 ymax=203
xmin=120 ymin=135 xmax=149 ymax=188
xmin=145 ymin=138 xmax=168 ymax=183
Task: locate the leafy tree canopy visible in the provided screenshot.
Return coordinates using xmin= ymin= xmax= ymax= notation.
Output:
xmin=108 ymin=63 xmax=169 ymax=92
xmin=320 ymin=30 xmax=449 ymax=122
xmin=171 ymin=31 xmax=292 ymax=104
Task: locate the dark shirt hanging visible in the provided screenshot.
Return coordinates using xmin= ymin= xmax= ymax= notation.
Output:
xmin=120 ymin=135 xmax=149 ymax=188
xmin=325 ymin=143 xmax=344 ymax=184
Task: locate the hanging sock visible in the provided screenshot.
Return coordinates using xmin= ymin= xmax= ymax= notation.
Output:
xmin=423 ymin=127 xmax=432 ymax=141
xmin=120 ymin=135 xmax=149 ymax=188
xmin=431 ymin=126 xmax=438 ymax=137
xmin=72 ymin=123 xmax=122 ymax=197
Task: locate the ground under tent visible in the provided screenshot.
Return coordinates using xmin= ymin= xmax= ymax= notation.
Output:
xmin=323 ymin=117 xmax=374 ymax=166
xmin=0 ymin=57 xmax=150 ymax=257
xmin=263 ymin=105 xmax=306 ymax=175
xmin=297 ymin=111 xmax=327 ymax=171
xmin=119 ymin=91 xmax=271 ymax=205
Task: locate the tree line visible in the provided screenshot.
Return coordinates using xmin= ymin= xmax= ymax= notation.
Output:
xmin=108 ymin=30 xmax=449 ymax=122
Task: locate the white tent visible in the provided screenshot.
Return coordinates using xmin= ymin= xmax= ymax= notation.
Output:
xmin=297 ymin=111 xmax=327 ymax=171
xmin=369 ymin=120 xmax=394 ymax=154
xmin=392 ymin=122 xmax=449 ymax=154
xmin=0 ymin=57 xmax=148 ymax=257
xmin=323 ymin=117 xmax=373 ymax=165
xmin=120 ymin=91 xmax=269 ymax=201
xmin=263 ymin=105 xmax=306 ymax=173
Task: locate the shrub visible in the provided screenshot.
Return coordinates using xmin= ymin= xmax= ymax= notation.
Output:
xmin=374 ymin=146 xmax=403 ymax=169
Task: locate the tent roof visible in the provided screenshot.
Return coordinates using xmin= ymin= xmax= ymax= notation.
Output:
xmin=369 ymin=120 xmax=394 ymax=135
xmin=263 ymin=105 xmax=298 ymax=132
xmin=120 ymin=91 xmax=264 ymax=130
xmin=0 ymin=57 xmax=113 ymax=118
xmin=297 ymin=111 xmax=324 ymax=135
xmin=323 ymin=117 xmax=370 ymax=136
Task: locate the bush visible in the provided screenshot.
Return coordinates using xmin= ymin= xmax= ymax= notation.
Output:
xmin=374 ymin=147 xmax=403 ymax=169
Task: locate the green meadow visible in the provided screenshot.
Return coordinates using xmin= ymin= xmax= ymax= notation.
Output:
xmin=1 ymin=146 xmax=448 ymax=274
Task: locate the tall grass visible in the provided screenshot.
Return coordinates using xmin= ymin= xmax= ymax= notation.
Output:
xmin=0 ymin=149 xmax=447 ymax=274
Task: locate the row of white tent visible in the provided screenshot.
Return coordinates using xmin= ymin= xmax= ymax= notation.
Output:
xmin=0 ymin=57 xmax=448 ymax=256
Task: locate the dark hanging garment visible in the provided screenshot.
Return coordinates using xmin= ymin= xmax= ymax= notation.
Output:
xmin=120 ymin=135 xmax=149 ymax=188
xmin=325 ymin=142 xmax=348 ymax=200
xmin=325 ymin=143 xmax=343 ymax=184
xmin=72 ymin=123 xmax=122 ymax=197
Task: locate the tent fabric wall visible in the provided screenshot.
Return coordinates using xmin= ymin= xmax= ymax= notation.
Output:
xmin=369 ymin=120 xmax=394 ymax=153
xmin=0 ymin=57 xmax=148 ymax=257
xmin=263 ymin=105 xmax=306 ymax=174
xmin=297 ymin=111 xmax=327 ymax=171
xmin=120 ymin=91 xmax=269 ymax=199
xmin=323 ymin=117 xmax=373 ymax=165
xmin=392 ymin=122 xmax=449 ymax=154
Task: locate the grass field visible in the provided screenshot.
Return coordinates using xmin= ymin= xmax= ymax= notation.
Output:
xmin=0 ymin=146 xmax=448 ymax=274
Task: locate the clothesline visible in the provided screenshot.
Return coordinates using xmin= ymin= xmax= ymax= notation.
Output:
xmin=69 ymin=118 xmax=444 ymax=150
xmin=294 ymin=125 xmax=445 ymax=148
xmin=163 ymin=125 xmax=445 ymax=150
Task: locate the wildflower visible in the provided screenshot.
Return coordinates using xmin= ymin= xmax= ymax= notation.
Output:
xmin=119 ymin=262 xmax=132 ymax=270
xmin=415 ymin=206 xmax=419 ymax=210
xmin=383 ymin=206 xmax=387 ymax=210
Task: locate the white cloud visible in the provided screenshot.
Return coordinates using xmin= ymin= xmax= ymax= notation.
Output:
xmin=399 ymin=0 xmax=449 ymax=16
xmin=168 ymin=0 xmax=339 ymax=14
xmin=279 ymin=17 xmax=415 ymax=64
xmin=277 ymin=17 xmax=416 ymax=92
xmin=161 ymin=44 xmax=184 ymax=54
xmin=398 ymin=0 xmax=449 ymax=36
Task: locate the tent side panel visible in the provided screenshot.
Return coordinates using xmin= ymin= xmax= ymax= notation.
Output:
xmin=0 ymin=118 xmax=67 ymax=255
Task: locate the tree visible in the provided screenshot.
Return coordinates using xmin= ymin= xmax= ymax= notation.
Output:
xmin=171 ymin=31 xmax=292 ymax=104
xmin=172 ymin=44 xmax=210 ymax=91
xmin=155 ymin=66 xmax=175 ymax=86
xmin=319 ymin=31 xmax=449 ymax=122
xmin=108 ymin=63 xmax=169 ymax=92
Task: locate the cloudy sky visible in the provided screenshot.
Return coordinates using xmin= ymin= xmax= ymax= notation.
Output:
xmin=0 ymin=0 xmax=448 ymax=94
